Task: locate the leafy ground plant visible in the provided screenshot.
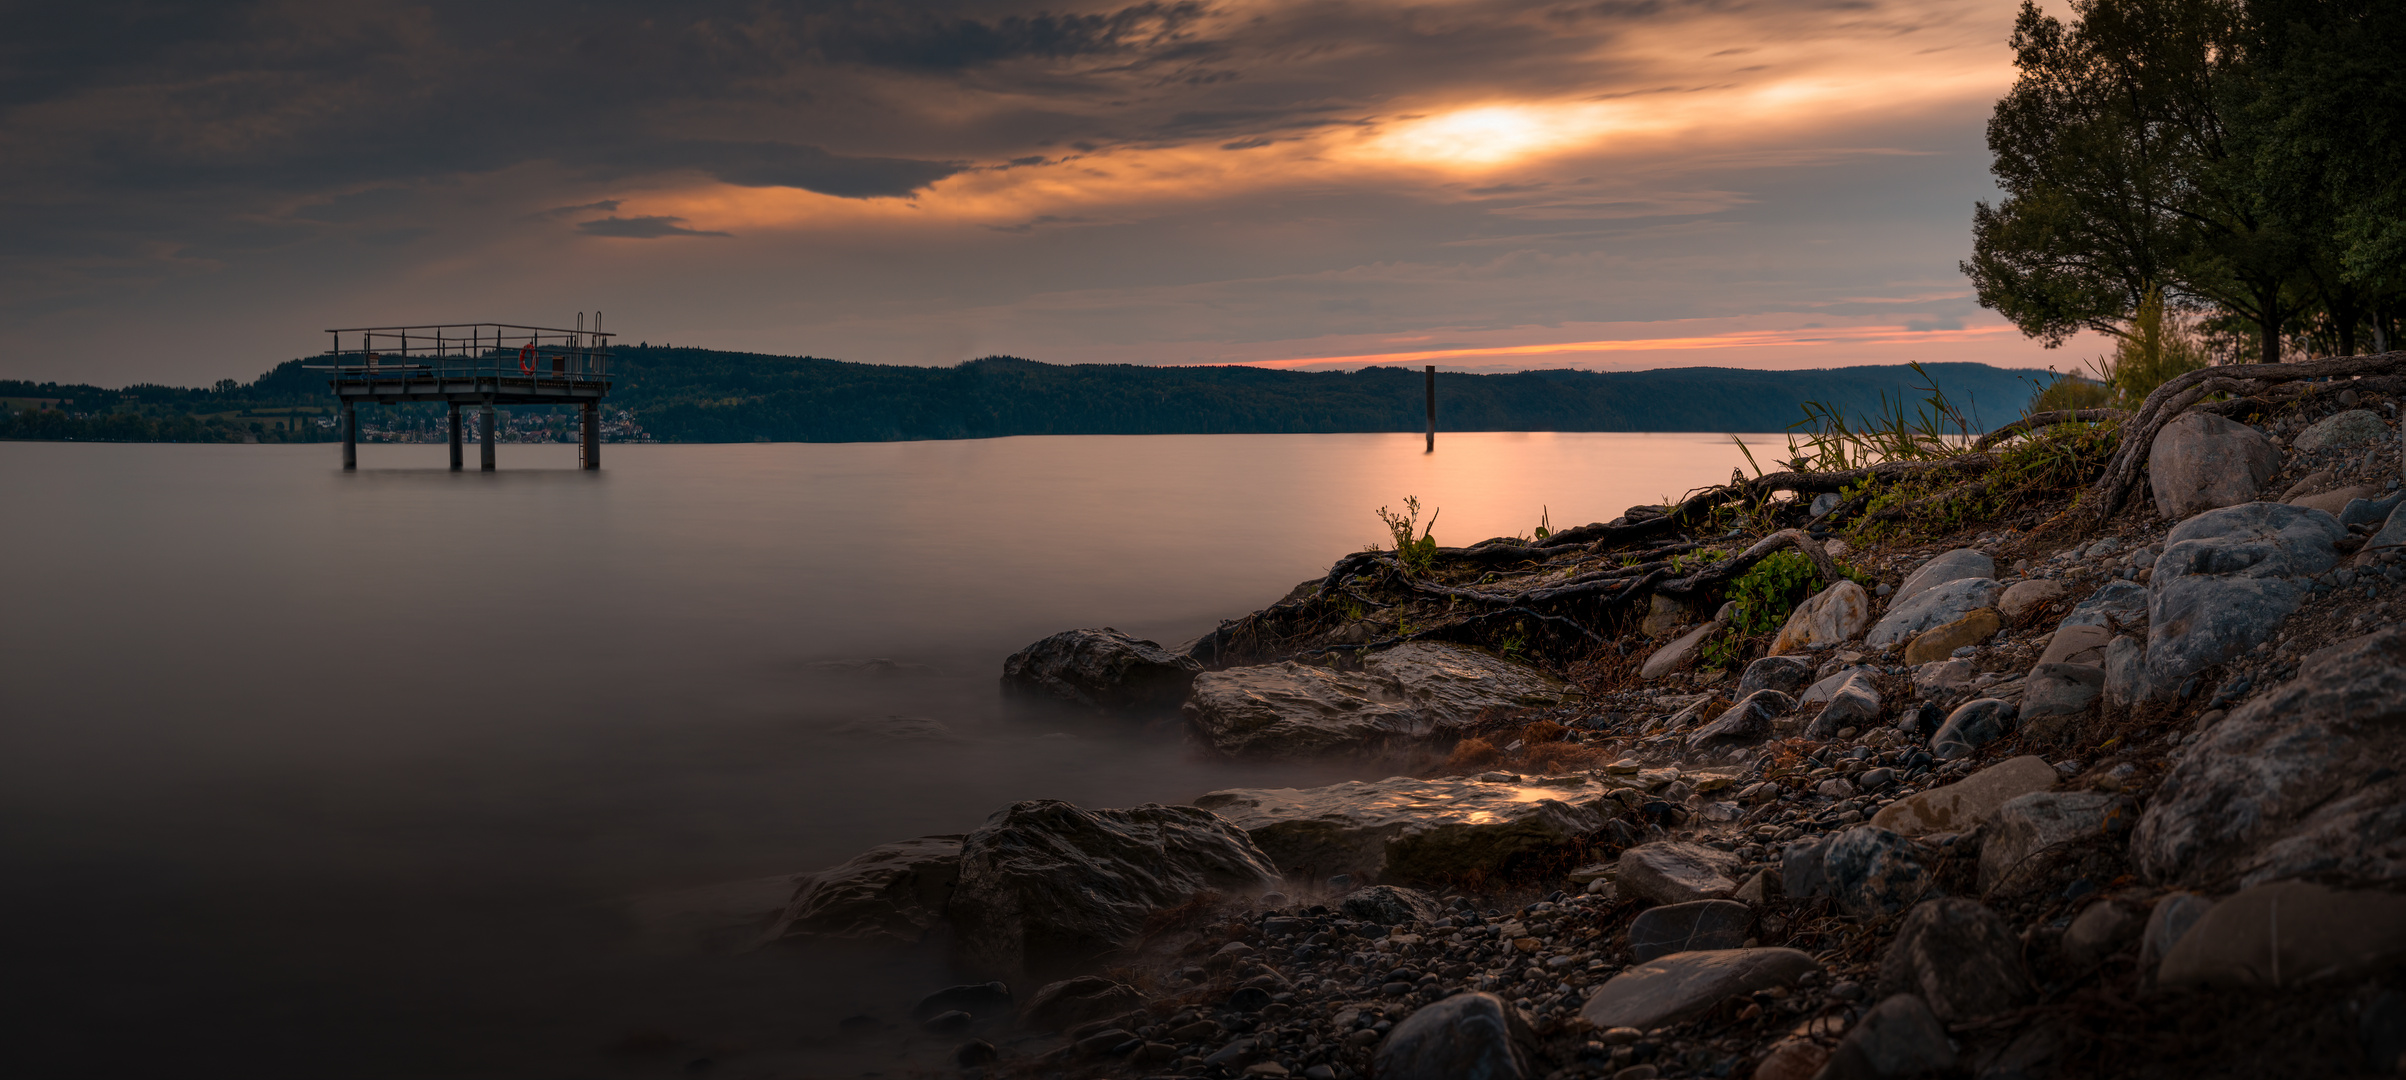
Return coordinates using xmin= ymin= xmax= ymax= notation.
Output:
xmin=1376 ymin=496 xmax=1441 ymax=575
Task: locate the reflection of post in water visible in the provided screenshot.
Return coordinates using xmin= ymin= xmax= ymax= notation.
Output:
xmin=1425 ymin=364 xmax=1436 ymax=453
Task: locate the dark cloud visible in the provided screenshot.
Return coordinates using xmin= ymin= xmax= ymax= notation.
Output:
xmin=674 ymin=141 xmax=963 ymax=197
xmin=797 ymin=2 xmax=1212 ymax=70
xmin=576 ymin=216 xmax=731 ymax=239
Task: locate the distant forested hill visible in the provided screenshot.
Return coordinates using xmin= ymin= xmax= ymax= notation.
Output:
xmin=2 ymin=348 xmax=2051 ymax=443
xmin=607 ymin=349 xmax=2048 ymax=442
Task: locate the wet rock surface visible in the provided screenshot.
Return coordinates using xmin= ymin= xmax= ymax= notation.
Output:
xmin=1195 ymin=774 xmax=1614 ymax=884
xmin=950 ymin=800 xmax=1281 ymax=979
xmin=1003 ymin=626 xmax=1204 ymax=713
xmin=764 ymin=833 xmax=963 ymax=945
xmin=1617 ymin=842 xmax=1742 ymax=905
xmin=1186 ymin=643 xmax=1570 ymax=757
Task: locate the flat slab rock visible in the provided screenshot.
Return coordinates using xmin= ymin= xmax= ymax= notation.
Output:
xmin=1185 ymin=642 xmax=1570 ymax=757
xmin=1618 ymin=841 xmax=1743 ymax=905
xmin=1627 ymin=900 xmax=1752 ymax=963
xmin=1580 ymin=948 xmax=1819 ymax=1030
xmin=2133 ymin=625 xmax=2406 ymax=890
xmin=1870 ymin=755 xmax=2056 ymax=837
xmin=1194 ymin=774 xmax=1615 ymax=884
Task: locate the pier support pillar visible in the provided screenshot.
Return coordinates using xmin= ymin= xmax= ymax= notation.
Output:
xmin=479 ymin=402 xmax=496 ymax=471
xmin=1425 ymin=364 xmax=1436 ymax=453
xmin=580 ymin=402 xmax=600 ymax=470
xmin=447 ymin=403 xmax=462 ymax=471
xmin=342 ymin=401 xmax=356 ymax=471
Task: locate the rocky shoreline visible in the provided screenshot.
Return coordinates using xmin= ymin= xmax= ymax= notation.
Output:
xmin=757 ymin=375 xmax=2406 ymax=1079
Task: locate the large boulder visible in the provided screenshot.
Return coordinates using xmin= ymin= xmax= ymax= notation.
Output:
xmin=949 ymin=801 xmax=1281 ymax=980
xmin=2292 ymin=408 xmax=2391 ymax=452
xmin=2146 ymin=502 xmax=2346 ymax=692
xmin=2057 ymin=580 xmax=2149 ymax=631
xmin=1194 ymin=774 xmax=1613 ymax=884
xmin=1002 ymin=627 xmax=1202 ymax=713
xmin=1769 ymin=580 xmax=1871 ymax=655
xmin=762 ymin=834 xmax=963 ymax=945
xmin=1867 ymin=577 xmax=2002 ymax=648
xmin=1874 ymin=899 xmax=2034 ymax=1022
xmin=2156 ymin=881 xmax=2406 ymax=988
xmin=2148 ymin=412 xmax=2283 ymax=519
xmin=2132 ymin=626 xmax=2406 ymax=890
xmin=1372 ymin=992 xmax=1539 ymax=1080
xmin=1184 ymin=642 xmax=1568 ymax=756
xmin=1579 ymin=948 xmax=1819 ymax=1030
xmin=1893 ymin=549 xmax=1995 ymax=607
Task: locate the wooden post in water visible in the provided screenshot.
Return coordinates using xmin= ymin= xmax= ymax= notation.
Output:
xmin=341 ymin=401 xmax=356 ymax=470
xmin=447 ymin=403 xmax=462 ymax=471
xmin=1425 ymin=365 xmax=1436 ymax=453
xmin=581 ymin=402 xmax=599 ymax=470
xmin=479 ymin=401 xmax=496 ymax=471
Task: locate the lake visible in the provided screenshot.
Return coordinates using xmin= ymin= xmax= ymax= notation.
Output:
xmin=0 ymin=432 xmax=1771 ymax=1077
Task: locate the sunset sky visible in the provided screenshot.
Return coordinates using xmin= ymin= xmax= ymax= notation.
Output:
xmin=2 ymin=0 xmax=2101 ymax=386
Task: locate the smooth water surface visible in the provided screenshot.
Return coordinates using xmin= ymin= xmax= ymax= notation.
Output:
xmin=0 ymin=432 xmax=1766 ymax=1076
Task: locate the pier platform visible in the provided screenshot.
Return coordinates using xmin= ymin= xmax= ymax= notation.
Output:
xmin=320 ymin=320 xmax=614 ymax=471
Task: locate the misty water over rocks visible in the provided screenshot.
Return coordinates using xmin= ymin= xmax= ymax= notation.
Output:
xmin=0 ymin=433 xmax=1763 ymax=1078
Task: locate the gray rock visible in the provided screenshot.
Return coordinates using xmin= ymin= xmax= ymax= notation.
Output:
xmin=1816 ymin=994 xmax=1956 ymax=1079
xmin=2018 ymin=663 xmax=2103 ymax=722
xmin=1808 ymin=674 xmax=1883 ymax=738
xmin=1002 ymin=627 xmax=1202 ymax=713
xmin=1930 ymin=698 xmax=2016 ymax=761
xmin=1822 ymin=827 xmax=1931 ymax=918
xmin=1782 ymin=836 xmax=1832 ymax=899
xmin=2138 ymin=892 xmax=2216 ymax=980
xmin=2341 ymin=489 xmax=2406 ymax=528
xmin=1617 ymin=841 xmax=1742 ymax=905
xmin=2292 ymin=408 xmax=2390 ymax=452
xmin=1895 ymin=549 xmax=1996 ymax=607
xmin=1641 ymin=619 xmax=1722 ymax=679
xmin=1184 ymin=642 xmax=1569 ymax=756
xmin=1800 ymin=665 xmax=1876 ymax=705
xmin=1578 ymin=948 xmax=1819 ymax=1029
xmin=1770 ymin=580 xmax=1873 ymax=656
xmin=1810 ymin=491 xmax=1842 ymax=518
xmin=1195 ymin=774 xmax=1614 ymax=884
xmin=1371 ymin=992 xmax=1536 ymax=1080
xmin=1997 ymin=578 xmax=2066 ymax=625
xmin=950 ymin=801 xmax=1281 ymax=980
xmin=1867 ymin=577 xmax=2003 ymax=648
xmin=1627 ymin=900 xmax=1753 ymax=963
xmin=2103 ymin=634 xmax=2149 ymax=709
xmin=2148 ymin=412 xmax=2284 ymax=519
xmin=2156 ymin=881 xmax=2406 ymax=988
xmin=1019 ymin=975 xmax=1144 ymax=1032
xmin=2132 ymin=626 xmax=2406 ymax=889
xmin=2058 ymin=580 xmax=2149 ymax=631
xmin=1685 ymin=689 xmax=1792 ymax=751
xmin=1340 ymin=885 xmax=1443 ymax=926
xmin=2062 ymin=899 xmax=2140 ymax=968
xmin=2362 ymin=501 xmax=2406 ymax=564
xmin=1737 ymin=655 xmax=1815 ymax=697
xmin=1876 ymin=899 xmax=2034 ymax=1022
xmin=2146 ymin=501 xmax=2345 ymax=692
xmin=1911 ymin=659 xmax=1978 ymax=701
xmin=765 ymin=834 xmax=964 ymax=945
xmin=1980 ymin=791 xmax=2119 ymax=894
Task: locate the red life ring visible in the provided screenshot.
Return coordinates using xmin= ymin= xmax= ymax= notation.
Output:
xmin=518 ymin=341 xmax=537 ymax=374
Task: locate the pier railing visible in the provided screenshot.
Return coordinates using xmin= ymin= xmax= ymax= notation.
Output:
xmin=319 ymin=322 xmax=613 ymax=387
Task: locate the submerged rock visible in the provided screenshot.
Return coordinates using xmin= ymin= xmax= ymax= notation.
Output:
xmin=2133 ymin=626 xmax=2406 ymax=889
xmin=950 ymin=801 xmax=1280 ymax=980
xmin=1019 ymin=975 xmax=1145 ymax=1032
xmin=1185 ymin=642 xmax=1569 ymax=757
xmin=2148 ymin=412 xmax=2283 ymax=519
xmin=1194 ymin=774 xmax=1612 ymax=884
xmin=1002 ymin=627 xmax=1202 ymax=713
xmin=764 ymin=834 xmax=964 ymax=945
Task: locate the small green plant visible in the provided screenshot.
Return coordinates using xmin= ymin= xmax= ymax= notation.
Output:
xmin=1782 ymin=362 xmax=1979 ymax=472
xmin=1497 ymin=623 xmax=1530 ymax=660
xmin=1377 ymin=496 xmax=1441 ymax=575
xmin=1532 ymin=506 xmax=1552 ymax=541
